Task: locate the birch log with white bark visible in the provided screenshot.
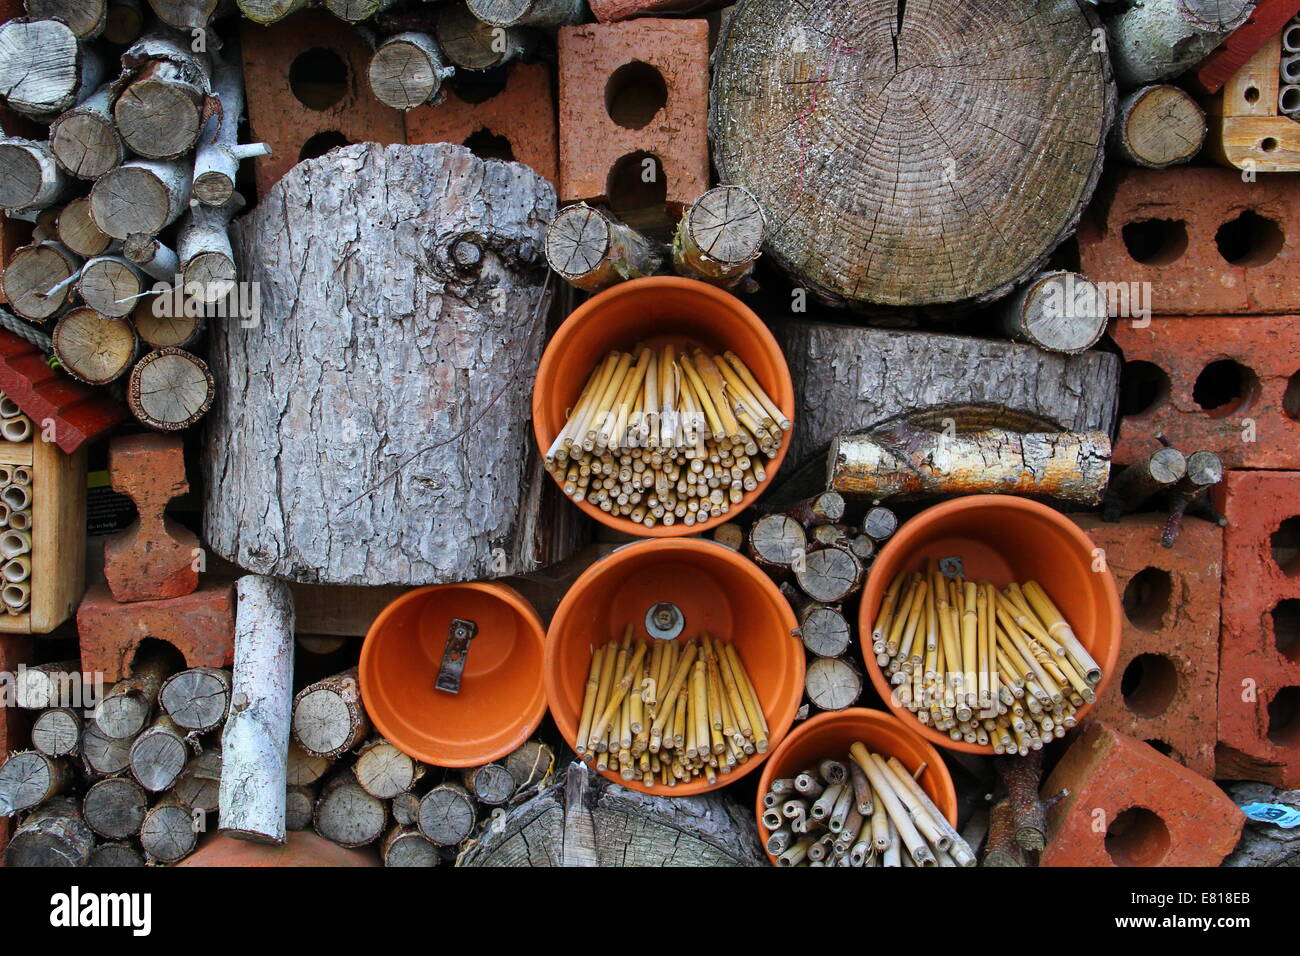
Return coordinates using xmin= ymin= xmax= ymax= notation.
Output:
xmin=193 ymin=42 xmax=269 ymax=207
xmin=206 ymin=143 xmax=583 ymax=585
xmin=1108 ymin=0 xmax=1257 ymax=88
xmin=1000 ymin=272 xmax=1109 ymax=354
xmin=49 ymin=85 xmax=126 ymax=181
xmin=114 ymin=34 xmax=214 ymax=160
xmin=709 ymin=0 xmax=1114 ymax=310
xmin=178 ymin=193 xmax=242 ymax=303
xmin=0 ymin=139 xmax=68 ymax=212
xmin=3 ymin=797 xmax=93 ymax=866
xmin=0 ymin=18 xmax=104 ymax=118
xmin=218 ymin=574 xmax=295 ymax=845
xmin=777 ymin=322 xmax=1121 ymax=473
xmin=90 ymin=157 xmax=193 ymax=239
xmin=460 ymin=762 xmax=765 ymax=866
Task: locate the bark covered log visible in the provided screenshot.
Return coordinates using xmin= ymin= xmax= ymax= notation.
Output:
xmin=467 ymin=0 xmax=584 ymax=27
xmin=382 ymin=824 xmax=440 ymax=866
xmin=0 ymin=138 xmax=68 ymax=212
xmin=159 ymin=666 xmax=231 ymax=733
xmin=1000 ymin=271 xmax=1108 ymax=354
xmin=193 ymin=40 xmax=268 ymax=206
xmin=80 ymin=722 xmax=133 ymax=778
xmin=218 ymin=574 xmax=295 ymax=845
xmin=0 ymin=750 xmax=72 ymax=815
xmin=354 ymin=736 xmax=424 ymax=799
xmin=417 ymin=781 xmax=476 ymax=847
xmin=1107 ymin=0 xmax=1256 ymax=88
xmin=804 ymin=657 xmax=861 ymax=712
xmin=127 ymin=348 xmax=215 ymax=431
xmin=367 ymin=32 xmax=454 ymax=110
xmin=544 ymin=202 xmax=663 ymax=293
xmin=113 ymin=34 xmax=214 ymax=161
xmin=671 ymin=185 xmax=764 ymax=292
xmin=30 ymin=708 xmax=82 ymax=758
xmin=49 ymin=84 xmax=126 ymax=180
xmin=140 ymin=793 xmax=197 ymax=862
xmin=3 ymin=797 xmax=93 ymax=867
xmin=710 ymin=0 xmax=1114 ymax=310
xmin=314 ymin=772 xmax=388 ymax=848
xmin=129 ymin=714 xmax=190 ymax=792
xmin=89 ymin=842 xmax=145 ymax=866
xmin=0 ymin=241 xmax=79 ymax=321
xmin=174 ymin=748 xmax=221 ymax=812
xmin=82 ymin=775 xmax=148 ymax=839
xmin=292 ymin=667 xmax=369 ymax=760
xmin=208 ymin=143 xmax=582 ymax=585
xmin=89 ymin=157 xmax=192 ymax=239
xmin=460 ymin=761 xmax=764 ymax=866
xmin=778 ymin=321 xmax=1121 ymax=473
xmin=93 ymin=646 xmax=175 ymax=740
xmin=435 ymin=2 xmax=531 ymax=70
xmin=53 ymin=307 xmax=139 ymax=385
xmin=0 ymin=18 xmax=104 ymax=118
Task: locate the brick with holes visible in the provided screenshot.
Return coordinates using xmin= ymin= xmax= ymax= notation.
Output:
xmin=1213 ymin=470 xmax=1300 ymax=787
xmin=1109 ymin=315 xmax=1300 ymax=469
xmin=1071 ymin=514 xmax=1221 ymax=778
xmin=77 ymin=583 xmax=234 ymax=683
xmin=240 ymin=12 xmax=405 ymax=199
xmin=1040 ymin=722 xmax=1244 ymax=867
xmin=1078 ymin=166 xmax=1300 ymax=315
xmin=558 ymin=19 xmax=709 ymax=212
xmin=405 ymin=63 xmax=557 ymax=188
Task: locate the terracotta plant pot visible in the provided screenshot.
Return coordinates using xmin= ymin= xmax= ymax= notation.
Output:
xmin=858 ymin=495 xmax=1122 ymax=755
xmin=545 ymin=537 xmax=804 ymax=796
xmin=532 ymin=276 xmax=795 ymax=537
xmin=360 ymin=582 xmax=547 ymax=767
xmin=755 ymin=707 xmax=957 ymax=866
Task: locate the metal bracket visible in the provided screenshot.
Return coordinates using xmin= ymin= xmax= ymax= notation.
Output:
xmin=645 ymin=602 xmax=685 ymax=641
xmin=435 ymin=618 xmax=478 ymax=694
xmin=939 ymin=556 xmax=965 ymax=580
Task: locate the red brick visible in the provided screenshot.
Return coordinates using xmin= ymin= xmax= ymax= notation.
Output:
xmin=1041 ymin=722 xmax=1244 ymax=867
xmin=558 ymin=19 xmax=710 ymax=210
xmin=1079 ymin=166 xmax=1300 ymax=315
xmin=240 ymin=11 xmax=405 ymax=200
xmin=1109 ymin=315 xmax=1300 ymax=469
xmin=1071 ymin=514 xmax=1222 ymax=778
xmin=103 ymin=434 xmax=198 ymax=603
xmin=77 ymin=583 xmax=234 ymax=683
xmin=405 ymin=62 xmax=557 ymax=188
xmin=0 ymin=633 xmax=32 ymax=859
xmin=589 ymin=0 xmax=730 ymax=20
xmin=1193 ymin=0 xmax=1300 ymax=94
xmin=178 ymin=830 xmax=379 ymax=867
xmin=1213 ymin=470 xmax=1300 ymax=787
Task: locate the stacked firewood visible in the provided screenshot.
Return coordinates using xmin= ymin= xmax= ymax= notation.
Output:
xmin=0 ymin=651 xmax=556 ymax=866
xmin=286 ymin=668 xmax=557 ymax=866
xmin=0 ymin=6 xmax=255 ymax=431
xmin=712 ymin=492 xmax=900 ymax=717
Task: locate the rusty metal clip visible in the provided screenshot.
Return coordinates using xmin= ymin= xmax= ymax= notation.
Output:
xmin=435 ymin=618 xmax=478 ymax=694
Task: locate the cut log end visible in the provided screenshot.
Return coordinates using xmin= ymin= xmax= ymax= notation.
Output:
xmin=1004 ymin=271 xmax=1108 ymax=354
xmin=417 ymin=782 xmax=476 ymax=846
xmin=314 ymin=776 xmax=388 ymax=848
xmin=1113 ymin=85 xmax=1206 ymax=169
xmin=805 ymin=657 xmax=862 ymax=712
xmin=128 ymin=348 xmax=215 ymax=431
xmin=54 ymin=308 xmax=139 ymax=386
xmin=368 ymin=34 xmax=450 ymax=110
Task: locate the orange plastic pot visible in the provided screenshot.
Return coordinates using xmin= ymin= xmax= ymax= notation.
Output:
xmin=755 ymin=708 xmax=957 ymax=865
xmin=360 ymin=582 xmax=547 ymax=768
xmin=532 ymin=276 xmax=795 ymax=537
xmin=546 ymin=537 xmax=804 ymax=796
xmin=858 ymin=495 xmax=1122 ymax=755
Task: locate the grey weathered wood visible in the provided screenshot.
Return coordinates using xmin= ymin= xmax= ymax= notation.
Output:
xmin=147 ymin=0 xmax=223 ymax=29
xmin=292 ymin=668 xmax=369 ymax=759
xmin=795 ymin=545 xmax=863 ymax=604
xmin=0 ymin=18 xmax=103 ymax=118
xmin=0 ymin=750 xmax=71 ymax=814
xmin=0 ymin=138 xmax=68 ymax=212
xmin=436 ymin=1 xmax=531 ymax=70
xmin=417 ymin=781 xmax=476 ymax=846
xmin=236 ymin=0 xmax=307 ymax=23
xmin=797 ymin=602 xmax=851 ymax=659
xmin=367 ymin=32 xmax=454 ymax=110
xmin=160 ymin=667 xmax=231 ymax=733
xmin=139 ymin=794 xmax=197 ymax=863
xmin=314 ymin=772 xmax=388 ymax=848
xmin=466 ymin=0 xmax=584 ymax=27
xmin=31 ymin=708 xmax=82 ymax=758
xmin=383 ymin=824 xmax=441 ymax=866
xmin=286 ymin=741 xmax=332 ymax=787
xmin=77 ymin=255 xmax=145 ymax=319
xmin=1110 ymin=84 xmax=1206 ymax=168
xmin=25 ymin=0 xmax=109 ymax=39
xmin=114 ymin=35 xmax=213 ymax=160
xmin=391 ymin=791 xmax=420 ymax=827
xmin=49 ymin=85 xmax=126 ymax=180
xmin=208 ymin=143 xmax=582 ymax=585
xmin=219 ymin=574 xmax=295 ymax=844
xmin=503 ymin=740 xmax=554 ymax=793
xmin=544 ymin=202 xmax=663 ymax=293
xmin=672 ymin=185 xmax=764 ymax=291
xmin=1222 ymin=782 xmax=1300 ymax=867
xmin=174 ymin=749 xmax=222 ymax=812
xmin=82 ymin=776 xmax=148 ymax=839
xmin=710 ymin=0 xmax=1114 ymax=310
xmin=323 ymin=0 xmax=396 ymax=20
xmin=89 ymin=157 xmax=192 ymax=240
xmin=747 ymin=513 xmax=806 ymax=574
xmin=0 ymin=241 xmax=79 ymax=321
xmin=1000 ymin=272 xmax=1108 ymax=354
xmin=805 ymin=657 xmax=861 ymax=712
xmin=463 ymin=763 xmax=515 ymax=806
xmin=93 ymin=649 xmax=174 ymax=740
xmin=354 ymin=736 xmax=423 ymax=799
xmin=14 ymin=660 xmax=80 ymax=710
xmin=129 ymin=714 xmax=190 ymax=792
xmin=3 ymin=797 xmax=93 ymax=867
xmin=1108 ymin=0 xmax=1256 ymax=88
xmin=285 ymin=784 xmax=314 ymax=830
xmin=89 ymin=842 xmax=145 ymax=866
xmin=127 ymin=348 xmax=214 ymax=431
xmin=193 ymin=41 xmax=269 ymax=207
xmin=178 ymin=193 xmax=242 ymax=303
xmin=80 ymin=722 xmax=133 ymax=778
xmin=460 ymin=762 xmax=764 ymax=866
xmin=778 ymin=322 xmax=1122 ymax=472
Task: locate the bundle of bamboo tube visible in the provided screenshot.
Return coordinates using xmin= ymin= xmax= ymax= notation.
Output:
xmin=761 ymin=744 xmax=975 ymax=867
xmin=544 ymin=347 xmax=790 ymax=527
xmin=575 ymin=627 xmax=769 ymax=788
xmin=870 ymin=562 xmax=1102 ymax=753
xmin=0 ymin=461 xmax=32 ymax=616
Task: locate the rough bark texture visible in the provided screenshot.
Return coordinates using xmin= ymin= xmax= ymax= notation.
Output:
xmin=1108 ymin=0 xmax=1256 ymax=88
xmin=461 ymin=762 xmax=765 ymax=866
xmin=710 ymin=0 xmax=1115 ymax=310
xmin=3 ymin=797 xmax=93 ymax=867
xmin=208 ymin=143 xmax=581 ymax=586
xmin=777 ymin=321 xmax=1121 ymax=473
xmin=218 ymin=574 xmax=295 ymax=844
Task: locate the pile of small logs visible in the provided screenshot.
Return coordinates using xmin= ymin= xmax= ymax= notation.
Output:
xmin=760 ymin=745 xmax=976 ymax=867
xmin=545 ymin=185 xmax=765 ymax=293
xmin=288 ymin=668 xmax=557 ymax=866
xmin=0 ymin=8 xmax=253 ymax=431
xmin=712 ymin=492 xmax=899 ymax=716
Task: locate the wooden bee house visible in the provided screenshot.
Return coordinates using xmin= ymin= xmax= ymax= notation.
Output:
xmin=1206 ymin=10 xmax=1300 ymax=172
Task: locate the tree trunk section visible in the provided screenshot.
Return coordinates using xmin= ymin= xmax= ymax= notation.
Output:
xmin=383 ymin=824 xmax=441 ymax=866
xmin=1 ymin=241 xmax=79 ymax=321
xmin=285 ymin=784 xmax=314 ymax=830
xmin=49 ymin=84 xmax=125 ymax=180
xmin=797 ymin=602 xmax=851 ymax=659
xmin=175 ymin=748 xmax=222 ymax=812
xmin=292 ymin=667 xmax=369 ymax=759
xmin=0 ymin=19 xmax=103 ymax=118
xmin=89 ymin=841 xmax=145 ymax=866
xmin=314 ymin=772 xmax=388 ymax=848
xmin=1110 ymin=84 xmax=1206 ymax=168
xmin=0 ymin=750 xmax=71 ymax=815
xmin=89 ymin=157 xmax=192 ymax=239
xmin=106 ymin=0 xmax=147 ymax=46
xmin=0 ymin=138 xmax=68 ymax=212
xmin=460 ymin=762 xmax=764 ymax=866
xmin=218 ymin=574 xmax=295 ymax=845
xmin=112 ymin=34 xmax=213 ymax=160
xmin=1000 ymin=271 xmax=1108 ymax=354
xmin=193 ymin=40 xmax=269 ymax=207
xmin=671 ymin=185 xmax=764 ymax=292
xmin=31 ymin=708 xmax=82 ymax=758
xmin=56 ymin=197 xmax=113 ymax=257
xmin=148 ymin=0 xmax=223 ymax=29
xmin=435 ymin=3 xmax=530 ymax=70
xmin=1102 ymin=446 xmax=1187 ymax=521
xmin=467 ymin=0 xmax=585 ymax=27
xmin=160 ymin=666 xmax=231 ymax=733
xmin=354 ymin=737 xmax=424 ymax=799
xmin=324 ymin=0 xmax=397 ymax=21
xmin=778 ymin=321 xmax=1121 ymax=473
xmin=463 ymin=763 xmax=515 ymax=806
xmin=286 ymin=740 xmax=332 ymax=787
xmin=26 ymin=1 xmax=109 ymax=40
xmin=77 ymin=255 xmax=145 ymax=319
xmin=140 ymin=793 xmax=197 ymax=863
xmin=94 ymin=646 xmax=175 ymax=740
xmin=209 ymin=142 xmax=581 ymax=586
xmin=795 ymin=545 xmax=863 ymax=603
xmin=3 ymin=797 xmax=94 ymax=867
xmin=710 ymin=0 xmax=1115 ymax=310
xmin=417 ymin=781 xmax=476 ymax=847
xmin=80 ymin=722 xmax=134 ymax=778
xmin=804 ymin=656 xmax=862 ymax=712
xmin=83 ymin=775 xmax=148 ymax=839
xmin=503 ymin=740 xmax=554 ymax=793
xmin=236 ymin=0 xmax=308 ymax=24
xmin=544 ymin=202 xmax=663 ymax=293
